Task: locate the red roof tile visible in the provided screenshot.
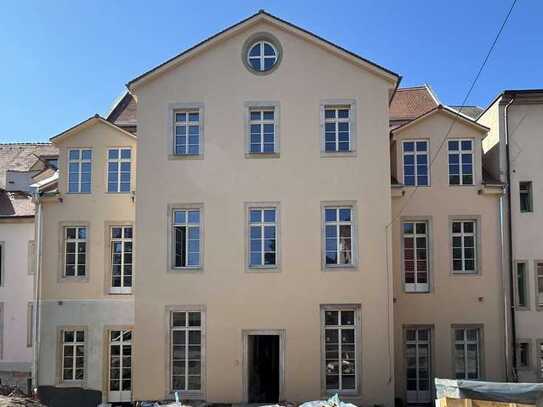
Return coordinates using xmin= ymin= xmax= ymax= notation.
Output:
xmin=390 ymin=86 xmax=439 ymax=121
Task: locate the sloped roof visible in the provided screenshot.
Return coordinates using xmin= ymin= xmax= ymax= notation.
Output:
xmin=449 ymin=105 xmax=484 ymax=120
xmin=0 ymin=143 xmax=58 ymax=189
xmin=127 ymin=10 xmax=400 ymax=90
xmin=50 ymin=114 xmax=136 ymax=143
xmin=106 ymin=92 xmax=137 ymax=133
xmin=0 ymin=191 xmax=34 ymax=218
xmin=390 ymin=85 xmax=439 ymax=122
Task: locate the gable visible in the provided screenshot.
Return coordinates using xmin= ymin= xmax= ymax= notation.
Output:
xmin=51 ymin=115 xmax=136 ymax=145
xmin=127 ymin=11 xmax=399 ymax=91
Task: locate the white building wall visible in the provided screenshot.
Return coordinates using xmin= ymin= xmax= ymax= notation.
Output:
xmin=37 ymin=299 xmax=134 ymax=392
xmin=0 ymin=219 xmax=34 ymax=388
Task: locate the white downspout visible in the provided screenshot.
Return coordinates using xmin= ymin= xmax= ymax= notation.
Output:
xmin=31 ymin=193 xmax=43 ymax=392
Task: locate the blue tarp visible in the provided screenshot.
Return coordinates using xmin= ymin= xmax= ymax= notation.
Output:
xmin=435 ymin=379 xmax=543 ymax=407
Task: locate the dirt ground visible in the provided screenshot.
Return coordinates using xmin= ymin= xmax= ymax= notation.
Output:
xmin=0 ymin=395 xmax=45 ymax=407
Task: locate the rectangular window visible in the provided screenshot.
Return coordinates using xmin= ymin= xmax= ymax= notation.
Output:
xmin=173 ymin=209 xmax=201 ymax=268
xmin=517 ymin=341 xmax=530 ymax=369
xmin=322 ymin=307 xmax=358 ymax=392
xmin=107 ymin=148 xmax=132 ymax=193
xmin=64 ymin=226 xmax=87 ymax=277
xmin=403 ymin=141 xmax=429 ymax=186
xmin=249 ymin=108 xmax=275 ymax=154
xmin=174 ymin=111 xmax=200 ymax=155
xmin=61 ymin=329 xmax=85 ymax=382
xmin=448 ymin=140 xmax=473 ymax=185
xmin=451 ymin=220 xmax=477 ymax=273
xmin=520 ymin=182 xmax=533 ymax=213
xmin=536 ymin=262 xmax=543 ymax=307
xmin=403 ymin=221 xmax=429 ymax=292
xmin=0 ymin=242 xmax=3 ymax=286
xmin=170 ymin=311 xmax=203 ymax=392
xmin=539 ymin=341 xmax=543 ymax=379
xmin=110 ymin=226 xmax=133 ymax=293
xmin=324 ymin=207 xmax=353 ymax=266
xmin=68 ymin=149 xmax=92 ymax=193
xmin=27 ymin=302 xmax=33 ymax=348
xmin=248 ymin=208 xmax=277 ymax=268
xmin=324 ymin=106 xmax=351 ymax=152
xmin=453 ymin=327 xmax=481 ymax=380
xmin=515 ymin=262 xmax=528 ymax=308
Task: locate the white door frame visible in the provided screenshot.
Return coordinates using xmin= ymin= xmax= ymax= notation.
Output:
xmin=107 ymin=329 xmax=132 ymax=403
xmin=241 ymin=329 xmax=286 ymax=403
xmin=405 ymin=326 xmax=432 ymax=404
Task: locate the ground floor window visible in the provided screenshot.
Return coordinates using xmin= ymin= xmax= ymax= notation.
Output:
xmin=171 ymin=309 xmax=204 ymax=392
xmin=453 ymin=326 xmax=481 ymax=379
xmin=321 ymin=305 xmax=359 ymax=393
xmin=61 ymin=329 xmax=85 ymax=382
xmin=108 ymin=329 xmax=132 ymax=402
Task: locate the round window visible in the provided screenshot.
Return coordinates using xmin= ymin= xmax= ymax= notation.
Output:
xmin=247 ymin=40 xmax=278 ymax=72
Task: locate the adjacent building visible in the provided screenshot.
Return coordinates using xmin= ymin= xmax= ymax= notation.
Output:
xmin=0 ymin=143 xmax=57 ymax=391
xmin=389 ymin=88 xmax=507 ymax=403
xmin=479 ymin=90 xmax=543 ymax=382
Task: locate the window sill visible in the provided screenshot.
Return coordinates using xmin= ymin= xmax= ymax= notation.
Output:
xmin=109 ymin=288 xmax=133 ymax=295
xmin=321 ymin=151 xmax=357 ymax=158
xmin=65 ymin=192 xmax=92 ymax=195
xmin=58 ymin=380 xmax=85 ymax=388
xmin=245 ymin=152 xmax=280 ymax=159
xmin=168 ymin=154 xmax=203 ymax=160
xmin=450 ymin=271 xmax=480 ymax=276
xmin=246 ymin=266 xmax=280 ymax=273
xmin=322 ymin=389 xmax=360 ymax=399
xmin=60 ymin=276 xmax=89 ymax=282
xmin=323 ymin=264 xmax=358 ymax=272
xmin=168 ymin=267 xmax=203 ymax=273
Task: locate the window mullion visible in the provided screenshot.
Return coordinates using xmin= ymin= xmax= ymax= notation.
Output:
xmin=336 ymin=220 xmax=340 ymax=265
xmin=260 ymin=223 xmax=265 ymax=266
xmin=338 ymin=325 xmax=342 ymax=390
xmin=260 ymin=120 xmax=264 ymax=152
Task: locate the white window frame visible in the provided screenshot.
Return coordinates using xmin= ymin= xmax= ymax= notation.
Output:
xmin=402 ymin=220 xmax=430 ymax=293
xmin=451 ymin=219 xmax=478 ymax=274
xmin=64 ymin=226 xmax=87 ymax=278
xmin=67 ymin=148 xmax=92 ymax=193
xmin=171 ymin=207 xmax=202 ymax=270
xmin=247 ymin=40 xmax=278 ymax=72
xmin=108 ymin=329 xmax=132 ymax=402
xmin=168 ymin=307 xmax=206 ymax=398
xmin=0 ymin=242 xmax=4 ymax=287
xmin=535 ymin=261 xmax=543 ymax=311
xmin=514 ymin=261 xmax=529 ymax=310
xmin=107 ymin=148 xmax=132 ymax=193
xmin=60 ymin=328 xmax=86 ymax=384
xmin=516 ymin=340 xmax=531 ymax=371
xmin=402 ymin=140 xmax=430 ymax=186
xmin=453 ymin=326 xmax=482 ymax=380
xmin=320 ymin=100 xmax=357 ymax=156
xmin=172 ymin=108 xmax=202 ymax=157
xmin=537 ymin=339 xmax=543 ymax=379
xmin=320 ymin=304 xmax=361 ymax=396
xmin=448 ymin=139 xmax=474 ymax=186
xmin=519 ymin=181 xmax=533 ymax=213
xmin=322 ymin=204 xmax=357 ymax=269
xmin=110 ymin=225 xmax=133 ymax=294
xmin=246 ymin=204 xmax=279 ymax=271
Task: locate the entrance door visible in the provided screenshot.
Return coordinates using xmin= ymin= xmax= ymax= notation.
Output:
xmin=406 ymin=327 xmax=431 ymax=404
xmin=108 ymin=329 xmax=132 ymax=403
xmin=248 ymin=335 xmax=280 ymax=403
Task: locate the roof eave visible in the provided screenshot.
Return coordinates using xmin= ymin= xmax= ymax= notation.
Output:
xmin=50 ymin=115 xmax=137 ymax=143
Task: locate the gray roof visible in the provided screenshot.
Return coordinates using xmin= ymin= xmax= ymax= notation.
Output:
xmin=0 ymin=143 xmax=58 ymax=189
xmin=449 ymin=105 xmax=484 ymax=120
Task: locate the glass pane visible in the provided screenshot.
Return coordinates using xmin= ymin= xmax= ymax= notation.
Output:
xmin=325 ymin=311 xmax=338 ymax=326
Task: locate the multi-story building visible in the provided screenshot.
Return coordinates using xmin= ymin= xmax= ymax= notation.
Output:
xmin=478 ymin=89 xmax=543 ymax=382
xmin=31 ymin=10 xmax=526 ymax=407
xmin=0 ymin=143 xmax=57 ymax=391
xmin=35 ymin=116 xmax=136 ymax=403
xmin=35 ymin=10 xmax=401 ymax=406
xmin=389 ymin=87 xmax=507 ymax=404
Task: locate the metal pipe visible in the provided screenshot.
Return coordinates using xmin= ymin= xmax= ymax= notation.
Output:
xmin=504 ymin=96 xmax=517 ymax=380
xmin=31 ymin=192 xmax=43 ymax=391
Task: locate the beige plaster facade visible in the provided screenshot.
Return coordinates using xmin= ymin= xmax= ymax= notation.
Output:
xmin=391 ymin=108 xmax=506 ymax=403
xmin=36 ymin=118 xmax=136 ymax=394
xmin=130 ymin=13 xmax=397 ymax=406
xmin=479 ymin=91 xmax=543 ymax=382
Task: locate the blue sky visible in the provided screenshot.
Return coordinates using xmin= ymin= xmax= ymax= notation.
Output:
xmin=0 ymin=0 xmax=539 ymax=143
